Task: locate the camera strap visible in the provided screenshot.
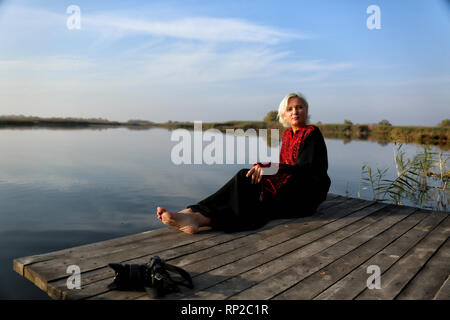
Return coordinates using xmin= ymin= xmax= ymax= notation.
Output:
xmin=162 ymin=263 xmax=194 ymax=289
xmin=144 ymin=257 xmax=194 ymax=298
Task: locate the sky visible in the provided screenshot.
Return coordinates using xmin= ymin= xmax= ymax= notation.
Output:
xmin=0 ymin=0 xmax=449 ymax=126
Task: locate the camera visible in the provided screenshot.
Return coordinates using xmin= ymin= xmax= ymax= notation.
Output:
xmin=108 ymin=256 xmax=193 ymax=298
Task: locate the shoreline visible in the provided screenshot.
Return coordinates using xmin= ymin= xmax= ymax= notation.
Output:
xmin=1 ymin=117 xmax=448 ymax=148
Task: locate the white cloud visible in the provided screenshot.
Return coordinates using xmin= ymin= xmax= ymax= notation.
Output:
xmin=0 ymin=4 xmax=357 ymax=122
xmin=0 ymin=44 xmax=355 ymax=88
xmin=130 ymin=45 xmax=356 ymax=85
xmin=0 ymin=5 xmax=351 ymax=85
xmin=83 ymin=15 xmax=308 ymax=44
xmin=2 ymin=5 xmax=308 ymax=44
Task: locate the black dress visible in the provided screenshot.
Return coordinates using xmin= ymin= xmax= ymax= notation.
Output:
xmin=187 ymin=125 xmax=331 ymax=232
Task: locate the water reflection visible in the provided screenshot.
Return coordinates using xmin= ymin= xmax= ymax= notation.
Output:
xmin=0 ymin=127 xmax=447 ymax=299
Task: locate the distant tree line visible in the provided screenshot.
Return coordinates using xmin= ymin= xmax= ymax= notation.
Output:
xmin=262 ymin=111 xmax=449 ymax=146
xmin=0 ymin=115 xmax=154 ymax=128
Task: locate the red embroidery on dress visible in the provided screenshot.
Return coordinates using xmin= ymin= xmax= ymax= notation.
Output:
xmin=261 ymin=125 xmax=314 ymax=195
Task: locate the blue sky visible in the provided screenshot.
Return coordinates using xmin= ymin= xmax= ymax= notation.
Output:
xmin=0 ymin=0 xmax=449 ymax=125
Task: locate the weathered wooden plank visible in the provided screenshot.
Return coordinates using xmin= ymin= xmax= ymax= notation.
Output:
xmin=314 ymin=211 xmax=449 ymax=300
xmin=356 ymin=215 xmax=450 ymax=300
xmin=169 ymin=199 xmax=370 ymax=268
xmin=318 ymin=194 xmax=346 ymax=209
xmin=396 ymin=237 xmax=450 ymax=300
xmin=153 ymin=202 xmax=391 ymax=300
xmin=90 ymin=198 xmax=378 ymax=300
xmin=46 ymin=217 xmax=292 ymax=299
xmin=19 ymin=195 xmax=445 ymax=301
xmin=13 ymin=227 xmax=183 ymax=275
xmin=174 ymin=200 xmax=374 ymax=276
xmin=19 ymin=195 xmax=347 ymax=285
xmin=50 ymin=196 xmax=352 ymax=299
xmin=15 ymin=193 xmax=340 ymax=280
xmin=19 ymin=229 xmax=223 ymax=293
xmin=43 ymin=216 xmax=293 ymax=299
xmin=433 ymin=275 xmax=450 ymax=300
xmin=275 ymin=210 xmax=446 ymax=299
xmin=24 ymin=227 xmax=219 ymax=270
xmin=88 ymin=199 xmax=370 ymax=298
xmin=21 ymin=194 xmax=339 ymax=278
xmin=14 ymin=228 xmax=219 ymax=288
xmin=226 ymin=205 xmax=417 ymax=300
xmin=47 ymin=230 xmax=238 ymax=300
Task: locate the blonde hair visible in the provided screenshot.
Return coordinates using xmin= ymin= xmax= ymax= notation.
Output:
xmin=277 ymin=92 xmax=309 ymax=127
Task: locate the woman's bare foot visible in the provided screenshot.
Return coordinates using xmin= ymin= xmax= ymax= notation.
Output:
xmin=156 ymin=207 xmax=210 ymax=234
xmin=157 ymin=207 xmax=192 ymax=221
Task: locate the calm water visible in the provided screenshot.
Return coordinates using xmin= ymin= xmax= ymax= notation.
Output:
xmin=0 ymin=127 xmax=446 ymax=299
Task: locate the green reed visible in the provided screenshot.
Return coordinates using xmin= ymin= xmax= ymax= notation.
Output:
xmin=359 ymin=143 xmax=449 ymax=211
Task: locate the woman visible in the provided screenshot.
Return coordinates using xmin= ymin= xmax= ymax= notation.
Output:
xmin=156 ymin=92 xmax=331 ymax=234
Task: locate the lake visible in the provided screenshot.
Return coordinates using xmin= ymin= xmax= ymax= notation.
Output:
xmin=0 ymin=127 xmax=447 ymax=299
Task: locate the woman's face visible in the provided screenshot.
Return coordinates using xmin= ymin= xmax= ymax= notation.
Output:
xmin=284 ymin=97 xmax=307 ymax=129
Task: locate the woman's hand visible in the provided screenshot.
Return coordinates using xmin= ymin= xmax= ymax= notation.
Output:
xmin=246 ymin=164 xmax=264 ymax=184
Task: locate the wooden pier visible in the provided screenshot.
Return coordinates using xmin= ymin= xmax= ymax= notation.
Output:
xmin=13 ymin=194 xmax=450 ymax=300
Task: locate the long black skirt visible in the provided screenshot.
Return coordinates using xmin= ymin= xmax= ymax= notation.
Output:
xmin=187 ymin=169 xmax=318 ymax=232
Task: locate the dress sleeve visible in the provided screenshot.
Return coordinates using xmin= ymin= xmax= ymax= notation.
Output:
xmin=253 ymin=129 xmax=289 ymax=169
